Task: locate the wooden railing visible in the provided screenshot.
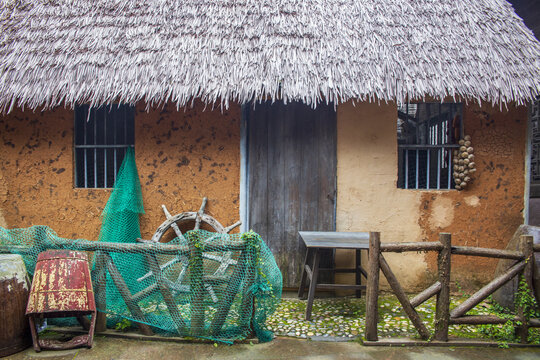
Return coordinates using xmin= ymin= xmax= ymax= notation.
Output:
xmin=1 ymin=235 xmax=255 ymax=338
xmin=365 ymin=232 xmax=539 ymax=344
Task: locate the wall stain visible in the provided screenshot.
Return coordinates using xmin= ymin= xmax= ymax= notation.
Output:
xmin=419 ymin=102 xmax=527 ymax=290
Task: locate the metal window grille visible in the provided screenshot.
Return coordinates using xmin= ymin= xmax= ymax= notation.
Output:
xmin=397 ymin=102 xmax=463 ymax=190
xmin=74 ymin=104 xmax=135 ymax=188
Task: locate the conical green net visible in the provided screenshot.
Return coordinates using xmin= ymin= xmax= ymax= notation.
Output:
xmin=0 ymin=148 xmax=282 ymax=343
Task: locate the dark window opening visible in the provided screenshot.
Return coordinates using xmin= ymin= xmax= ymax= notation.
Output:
xmin=397 ymin=102 xmax=463 ymax=190
xmin=74 ymin=104 xmax=135 ymax=188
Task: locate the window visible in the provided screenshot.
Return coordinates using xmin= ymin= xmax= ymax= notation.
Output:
xmin=397 ymin=102 xmax=463 ymax=189
xmin=74 ymin=104 xmax=135 ymax=188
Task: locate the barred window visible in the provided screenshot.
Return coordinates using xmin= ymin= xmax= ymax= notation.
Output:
xmin=397 ymin=102 xmax=463 ymax=189
xmin=74 ymin=104 xmax=135 ymax=188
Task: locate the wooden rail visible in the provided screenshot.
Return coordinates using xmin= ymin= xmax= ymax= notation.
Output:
xmin=365 ymin=232 xmax=539 ymax=344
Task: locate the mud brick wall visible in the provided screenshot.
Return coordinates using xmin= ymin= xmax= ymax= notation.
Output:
xmin=0 ymin=102 xmax=241 ymax=241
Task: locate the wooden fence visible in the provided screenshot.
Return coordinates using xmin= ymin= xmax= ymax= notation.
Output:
xmin=1 ymin=235 xmax=255 ymax=338
xmin=365 ymin=232 xmax=539 ymax=344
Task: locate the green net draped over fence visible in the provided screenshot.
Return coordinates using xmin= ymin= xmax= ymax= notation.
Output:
xmin=97 ymin=147 xmax=149 ymax=318
xmin=0 ymin=226 xmax=282 ymax=342
xmin=0 ymin=149 xmax=282 ymax=342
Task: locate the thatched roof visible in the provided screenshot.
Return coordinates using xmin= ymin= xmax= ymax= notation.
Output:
xmin=1 ymin=0 xmax=540 ymax=111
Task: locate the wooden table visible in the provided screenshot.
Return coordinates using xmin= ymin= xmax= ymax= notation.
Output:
xmin=298 ymin=231 xmax=370 ymax=320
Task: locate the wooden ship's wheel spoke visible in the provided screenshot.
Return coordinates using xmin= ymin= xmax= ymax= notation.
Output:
xmin=136 ymin=197 xmax=241 ymax=304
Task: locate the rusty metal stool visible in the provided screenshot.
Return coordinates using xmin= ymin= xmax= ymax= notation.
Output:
xmin=26 ymin=250 xmax=96 ymax=351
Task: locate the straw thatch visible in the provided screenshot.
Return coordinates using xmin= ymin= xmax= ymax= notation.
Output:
xmin=0 ymin=0 xmax=539 ymax=111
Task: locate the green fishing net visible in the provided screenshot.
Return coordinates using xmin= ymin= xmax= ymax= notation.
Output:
xmin=0 ymin=148 xmax=282 ymax=343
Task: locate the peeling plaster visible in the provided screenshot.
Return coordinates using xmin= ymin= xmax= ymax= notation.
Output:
xmin=428 ymin=197 xmax=455 ymax=230
xmin=0 ymin=254 xmax=29 ymax=290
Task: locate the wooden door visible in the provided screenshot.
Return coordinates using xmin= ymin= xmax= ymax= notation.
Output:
xmin=246 ymin=101 xmax=337 ymax=288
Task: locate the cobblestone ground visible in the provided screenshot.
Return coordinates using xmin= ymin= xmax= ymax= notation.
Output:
xmin=266 ymin=295 xmax=537 ymax=342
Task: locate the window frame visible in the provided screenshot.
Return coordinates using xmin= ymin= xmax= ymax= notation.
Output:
xmin=397 ymin=102 xmax=463 ymax=190
xmin=74 ymin=104 xmax=135 ymax=189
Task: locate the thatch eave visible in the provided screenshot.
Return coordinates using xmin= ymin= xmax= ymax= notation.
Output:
xmin=1 ymin=0 xmax=540 ymax=112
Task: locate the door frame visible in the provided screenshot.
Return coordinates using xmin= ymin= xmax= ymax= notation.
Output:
xmin=239 ymin=104 xmax=249 ymax=233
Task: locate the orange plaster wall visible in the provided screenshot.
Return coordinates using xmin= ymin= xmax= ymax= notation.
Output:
xmin=0 ymin=102 xmax=241 ymax=241
xmin=336 ymin=101 xmax=528 ymax=292
xmin=420 ymin=102 xmax=528 ymax=289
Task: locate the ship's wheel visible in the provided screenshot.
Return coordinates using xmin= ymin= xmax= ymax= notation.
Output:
xmin=137 ymin=197 xmax=241 ymax=302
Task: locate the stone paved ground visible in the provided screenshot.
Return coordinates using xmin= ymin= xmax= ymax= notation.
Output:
xmin=9 ymin=336 xmax=540 ymax=360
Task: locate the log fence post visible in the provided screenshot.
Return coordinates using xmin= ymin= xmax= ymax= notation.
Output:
xmin=365 ymin=232 xmax=380 ymax=341
xmin=435 ymin=233 xmax=451 ymax=341
xmin=516 ymin=235 xmax=534 ymax=343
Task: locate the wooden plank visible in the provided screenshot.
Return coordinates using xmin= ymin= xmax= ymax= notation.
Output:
xmin=247 ymin=103 xmax=268 ymax=247
xmin=299 ymin=231 xmax=370 ymax=249
xmin=267 ymin=101 xmax=285 ymax=284
xmin=316 ymin=103 xmax=337 ymax=234
xmin=283 ymin=102 xmax=302 ymax=287
xmin=365 ymin=232 xmax=380 ymax=342
xmin=299 ymin=101 xmax=323 ymax=282
xmin=379 ymin=254 xmax=431 ymax=340
xmin=450 ymin=260 xmax=526 ymax=318
xmin=435 ymin=233 xmax=451 ymax=341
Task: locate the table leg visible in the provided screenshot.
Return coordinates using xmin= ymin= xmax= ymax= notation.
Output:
xmin=305 ymin=248 xmax=320 ymax=321
xmin=298 ymin=248 xmax=312 ymax=299
xmin=356 ymin=249 xmax=362 ymax=298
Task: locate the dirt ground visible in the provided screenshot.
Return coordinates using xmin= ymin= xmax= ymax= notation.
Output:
xmin=7 ymin=336 xmax=540 ymax=360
